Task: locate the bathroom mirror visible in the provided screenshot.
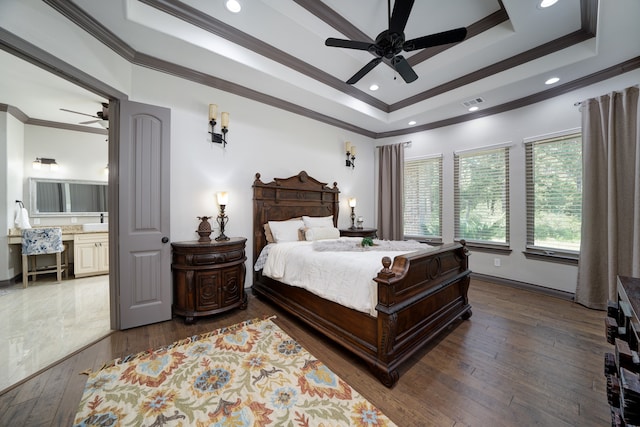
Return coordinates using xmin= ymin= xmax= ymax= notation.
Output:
xmin=28 ymin=178 xmax=108 ymax=217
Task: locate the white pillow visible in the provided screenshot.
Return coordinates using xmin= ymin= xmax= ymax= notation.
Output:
xmin=302 ymin=215 xmax=334 ymax=228
xmin=304 ymin=227 xmax=340 ymax=241
xmin=268 ymin=219 xmax=305 ymax=242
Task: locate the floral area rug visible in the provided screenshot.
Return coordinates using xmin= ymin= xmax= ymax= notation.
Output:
xmin=73 ymin=316 xmax=396 ymax=426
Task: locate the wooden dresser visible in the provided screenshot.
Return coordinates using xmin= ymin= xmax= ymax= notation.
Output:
xmin=171 ymin=237 xmax=247 ymax=324
xmin=605 ymin=275 xmax=640 ymax=425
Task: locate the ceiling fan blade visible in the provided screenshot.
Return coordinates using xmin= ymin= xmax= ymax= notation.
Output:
xmin=403 ymin=27 xmax=468 ymax=51
xmin=325 ymin=38 xmax=373 ymax=51
xmin=79 ymin=119 xmax=100 ymax=125
xmin=389 ymin=0 xmax=415 ymax=34
xmin=346 ymin=57 xmax=383 ymax=84
xmin=391 ymin=55 xmax=418 ymax=83
xmin=60 ymin=108 xmax=99 ymax=119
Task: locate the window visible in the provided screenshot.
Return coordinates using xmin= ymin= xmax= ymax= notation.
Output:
xmin=454 ymin=145 xmax=510 ymax=245
xmin=525 ymin=131 xmax=582 ymax=253
xmin=404 ymin=156 xmax=442 ymax=239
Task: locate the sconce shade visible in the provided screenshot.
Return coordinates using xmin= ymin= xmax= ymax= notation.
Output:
xmin=349 ymin=198 xmax=357 ymax=207
xmin=209 ymin=104 xmax=217 ymax=121
xmin=221 ymin=112 xmax=229 ymax=128
xmin=345 ymin=141 xmax=351 ymax=153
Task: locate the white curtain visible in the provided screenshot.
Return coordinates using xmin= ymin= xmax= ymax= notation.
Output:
xmin=575 ymin=85 xmax=640 ymax=309
xmin=377 ymin=143 xmax=405 ymax=240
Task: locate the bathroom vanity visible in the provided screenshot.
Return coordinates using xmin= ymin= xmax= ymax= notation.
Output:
xmin=8 ymin=225 xmax=109 ymax=278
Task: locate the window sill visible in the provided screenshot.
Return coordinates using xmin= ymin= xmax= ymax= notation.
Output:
xmin=458 ymin=241 xmax=512 ymax=254
xmin=405 ymin=235 xmax=443 ymax=246
xmin=523 ymin=249 xmax=578 ymax=265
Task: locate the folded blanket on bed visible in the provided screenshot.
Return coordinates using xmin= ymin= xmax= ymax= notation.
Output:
xmin=313 ymin=238 xmax=426 ymax=252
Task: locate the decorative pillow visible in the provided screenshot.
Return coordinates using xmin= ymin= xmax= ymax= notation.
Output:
xmin=304 ymin=227 xmax=340 ymax=241
xmin=302 ymin=215 xmax=334 ymax=228
xmin=264 ymin=217 xmax=302 ymax=243
xmin=268 ymin=219 xmax=305 ymax=242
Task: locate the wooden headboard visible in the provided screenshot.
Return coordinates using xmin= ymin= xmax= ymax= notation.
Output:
xmin=252 ymin=171 xmax=340 ymax=265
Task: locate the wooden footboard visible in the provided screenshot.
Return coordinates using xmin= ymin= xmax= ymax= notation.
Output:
xmin=371 ymin=241 xmax=471 ymax=386
xmin=253 ymin=241 xmax=471 ymax=387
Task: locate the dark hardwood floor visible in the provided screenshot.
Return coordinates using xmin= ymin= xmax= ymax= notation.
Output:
xmin=0 ymin=279 xmax=610 ymax=426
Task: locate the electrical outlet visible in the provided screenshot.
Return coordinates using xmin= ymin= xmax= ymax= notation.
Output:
xmin=71 ymin=217 xmax=77 ymax=223
xmin=33 ymin=218 xmax=40 ymax=225
xmin=494 ymin=258 xmax=501 ymax=267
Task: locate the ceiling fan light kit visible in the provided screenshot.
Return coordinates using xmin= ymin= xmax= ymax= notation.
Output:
xmin=325 ymin=0 xmax=467 ymax=84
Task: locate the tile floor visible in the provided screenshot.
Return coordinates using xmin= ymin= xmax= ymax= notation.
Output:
xmin=0 ymin=275 xmax=111 ymax=393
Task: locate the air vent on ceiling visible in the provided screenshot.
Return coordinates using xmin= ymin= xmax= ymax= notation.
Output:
xmin=462 ymin=97 xmax=485 ymax=108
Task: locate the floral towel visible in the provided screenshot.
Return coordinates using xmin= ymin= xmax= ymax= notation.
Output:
xmin=74 ymin=317 xmax=396 ymax=426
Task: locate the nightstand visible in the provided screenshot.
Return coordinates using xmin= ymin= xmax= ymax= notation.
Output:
xmin=339 ymin=228 xmax=378 ymax=238
xmin=171 ymin=237 xmax=247 ymax=324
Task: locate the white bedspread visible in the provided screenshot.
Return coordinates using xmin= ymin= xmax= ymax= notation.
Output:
xmin=260 ymin=238 xmax=431 ymax=316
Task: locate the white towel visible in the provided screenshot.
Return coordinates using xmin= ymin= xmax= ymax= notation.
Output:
xmin=14 ymin=205 xmax=31 ymax=229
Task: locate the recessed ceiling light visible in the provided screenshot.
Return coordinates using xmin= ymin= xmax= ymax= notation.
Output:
xmin=539 ymin=0 xmax=558 ymax=8
xmin=226 ymin=0 xmax=241 ymax=13
xmin=545 ymin=77 xmax=560 ymax=85
xmin=408 ymin=120 xmax=416 ymax=125
xmin=468 ymin=106 xmax=479 ymax=112
xmin=369 ymin=84 xmax=379 ymax=91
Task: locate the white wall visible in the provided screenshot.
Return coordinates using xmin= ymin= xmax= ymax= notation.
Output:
xmin=130 ymin=67 xmax=376 ymax=288
xmin=376 ymin=69 xmax=640 ymax=293
xmin=24 ymin=126 xmax=108 ymax=184
xmin=1 ymin=113 xmax=25 ymax=280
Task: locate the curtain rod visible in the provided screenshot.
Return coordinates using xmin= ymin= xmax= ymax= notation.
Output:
xmin=376 ymin=141 xmax=411 ymax=148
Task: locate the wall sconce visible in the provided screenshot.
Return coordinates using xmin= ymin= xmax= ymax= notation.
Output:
xmin=345 ymin=142 xmax=356 ymax=168
xmin=32 ymin=157 xmax=59 ymax=171
xmin=348 ymin=197 xmax=357 ymax=229
xmin=216 ymin=191 xmax=230 ymax=241
xmin=196 ymin=216 xmax=213 ymax=242
xmin=209 ymin=104 xmax=229 ymax=147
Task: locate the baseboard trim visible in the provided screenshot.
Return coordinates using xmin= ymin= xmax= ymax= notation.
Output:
xmin=471 ymin=272 xmax=575 ymax=301
xmin=0 ymin=275 xmax=21 ymax=288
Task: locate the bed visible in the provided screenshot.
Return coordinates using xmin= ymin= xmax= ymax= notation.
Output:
xmin=252 ymin=171 xmax=472 ymax=387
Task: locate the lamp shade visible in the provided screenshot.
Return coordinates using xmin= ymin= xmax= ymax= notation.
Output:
xmin=217 ymin=191 xmax=229 ymax=205
xmin=348 ymin=198 xmax=357 ymax=207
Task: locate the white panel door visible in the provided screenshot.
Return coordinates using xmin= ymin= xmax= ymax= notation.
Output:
xmin=118 ymin=100 xmax=171 ymax=329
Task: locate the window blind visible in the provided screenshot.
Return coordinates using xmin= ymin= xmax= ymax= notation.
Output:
xmin=525 ymin=132 xmax=582 ymax=252
xmin=454 ymin=146 xmax=510 ymax=244
xmin=403 ymin=156 xmax=442 ymax=238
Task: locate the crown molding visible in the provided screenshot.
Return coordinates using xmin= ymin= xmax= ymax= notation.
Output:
xmin=17 ymin=0 xmax=638 ymax=139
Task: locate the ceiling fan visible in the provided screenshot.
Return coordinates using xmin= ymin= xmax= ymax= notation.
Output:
xmin=60 ymin=102 xmax=109 ymax=127
xmin=325 ymin=0 xmax=467 ymax=84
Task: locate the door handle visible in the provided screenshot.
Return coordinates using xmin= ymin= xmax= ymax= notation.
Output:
xmin=162 ymin=237 xmax=169 ymax=243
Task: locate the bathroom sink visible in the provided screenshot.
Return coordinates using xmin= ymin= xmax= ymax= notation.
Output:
xmin=82 ymin=223 xmax=109 ymax=232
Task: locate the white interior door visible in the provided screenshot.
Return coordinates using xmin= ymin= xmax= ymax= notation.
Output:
xmin=117 ymin=100 xmax=171 ymax=329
